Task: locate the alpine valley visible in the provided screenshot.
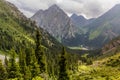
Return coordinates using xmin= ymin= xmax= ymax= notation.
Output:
xmin=1 ymin=0 xmax=120 ymax=80
xmin=32 ymin=4 xmax=120 ymax=49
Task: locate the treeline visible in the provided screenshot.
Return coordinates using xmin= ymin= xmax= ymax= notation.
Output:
xmin=0 ymin=29 xmax=79 ymax=80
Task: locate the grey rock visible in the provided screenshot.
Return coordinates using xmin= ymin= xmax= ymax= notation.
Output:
xmin=31 ymin=4 xmax=79 ymax=40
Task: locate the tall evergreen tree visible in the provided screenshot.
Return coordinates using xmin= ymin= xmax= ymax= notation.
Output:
xmin=30 ymin=48 xmax=40 ymax=78
xmin=58 ymin=47 xmax=69 ymax=80
xmin=4 ymin=54 xmax=8 ymax=67
xmin=25 ymin=48 xmax=31 ymax=66
xmin=35 ymin=29 xmax=46 ymax=73
xmin=19 ymin=48 xmax=23 ymax=72
xmin=0 ymin=60 xmax=8 ymax=80
xmin=19 ymin=49 xmax=31 ymax=80
xmin=8 ymin=49 xmax=21 ymax=79
xmin=24 ymin=66 xmax=31 ymax=80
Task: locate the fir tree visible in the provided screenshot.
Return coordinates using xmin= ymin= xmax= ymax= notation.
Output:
xmin=35 ymin=29 xmax=46 ymax=73
xmin=0 ymin=60 xmax=8 ymax=80
xmin=58 ymin=47 xmax=69 ymax=80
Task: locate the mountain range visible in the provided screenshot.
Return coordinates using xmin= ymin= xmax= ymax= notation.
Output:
xmin=1 ymin=0 xmax=120 ymax=49
xmin=32 ymin=4 xmax=120 ymax=48
xmin=1 ymin=0 xmax=120 ymax=79
xmin=84 ymin=4 xmax=120 ymax=48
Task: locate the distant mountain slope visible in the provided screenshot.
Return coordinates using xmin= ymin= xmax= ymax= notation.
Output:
xmin=71 ymin=13 xmax=95 ymax=28
xmin=84 ymin=4 xmax=120 ymax=47
xmin=31 ymin=3 xmax=120 ymax=48
xmin=31 ymin=4 xmax=81 ymax=42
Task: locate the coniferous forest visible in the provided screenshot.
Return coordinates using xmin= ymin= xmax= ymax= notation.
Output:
xmin=1 ymin=0 xmax=120 ymax=80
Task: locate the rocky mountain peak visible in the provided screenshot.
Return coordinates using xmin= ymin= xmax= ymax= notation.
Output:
xmin=31 ymin=4 xmax=79 ymax=42
xmin=71 ymin=13 xmax=78 ymax=18
xmin=49 ymin=4 xmax=60 ymax=9
xmin=71 ymin=14 xmax=95 ymax=27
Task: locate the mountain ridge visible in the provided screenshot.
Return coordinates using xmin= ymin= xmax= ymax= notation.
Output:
xmin=71 ymin=13 xmax=96 ymax=28
xmin=79 ymin=4 xmax=120 ymax=48
xmin=31 ymin=4 xmax=81 ymax=42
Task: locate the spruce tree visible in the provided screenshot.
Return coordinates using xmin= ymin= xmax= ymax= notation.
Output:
xmin=8 ymin=49 xmax=21 ymax=79
xmin=24 ymin=66 xmax=31 ymax=80
xmin=19 ymin=49 xmax=31 ymax=80
xmin=35 ymin=29 xmax=46 ymax=73
xmin=25 ymin=48 xmax=31 ymax=66
xmin=19 ymin=48 xmax=23 ymax=72
xmin=0 ymin=60 xmax=8 ymax=80
xmin=30 ymin=48 xmax=40 ymax=78
xmin=58 ymin=47 xmax=69 ymax=80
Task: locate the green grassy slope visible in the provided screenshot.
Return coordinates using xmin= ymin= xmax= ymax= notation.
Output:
xmin=72 ymin=51 xmax=120 ymax=80
xmin=69 ymin=36 xmax=120 ymax=80
xmin=0 ymin=0 xmax=63 ymax=53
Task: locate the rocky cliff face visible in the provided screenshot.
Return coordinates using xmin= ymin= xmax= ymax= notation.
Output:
xmin=31 ymin=4 xmax=79 ymax=41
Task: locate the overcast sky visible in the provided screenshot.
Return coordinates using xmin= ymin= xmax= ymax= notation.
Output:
xmin=6 ymin=0 xmax=120 ymax=18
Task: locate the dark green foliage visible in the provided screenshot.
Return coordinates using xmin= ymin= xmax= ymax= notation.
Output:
xmin=19 ymin=48 xmax=40 ymax=79
xmin=8 ymin=49 xmax=21 ymax=79
xmin=86 ymin=58 xmax=93 ymax=65
xmin=25 ymin=48 xmax=32 ymax=66
xmin=24 ymin=66 xmax=32 ymax=80
xmin=35 ymin=29 xmax=46 ymax=73
xmin=30 ymin=48 xmax=40 ymax=78
xmin=25 ymin=48 xmax=40 ymax=78
xmin=58 ymin=47 xmax=69 ymax=80
xmin=4 ymin=54 xmax=8 ymax=67
xmin=105 ymin=56 xmax=120 ymax=67
xmin=0 ymin=60 xmax=8 ymax=80
xmin=19 ymin=49 xmax=31 ymax=80
xmin=19 ymin=49 xmax=23 ymax=72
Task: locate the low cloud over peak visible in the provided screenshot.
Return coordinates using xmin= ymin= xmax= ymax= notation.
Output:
xmin=6 ymin=0 xmax=120 ymax=18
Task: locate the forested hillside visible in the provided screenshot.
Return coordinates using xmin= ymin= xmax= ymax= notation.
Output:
xmin=1 ymin=0 xmax=120 ymax=80
xmin=0 ymin=0 xmax=80 ymax=79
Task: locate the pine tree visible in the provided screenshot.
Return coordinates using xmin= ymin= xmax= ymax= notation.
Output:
xmin=58 ymin=47 xmax=69 ymax=80
xmin=0 ymin=60 xmax=8 ymax=80
xmin=8 ymin=49 xmax=21 ymax=79
xmin=35 ymin=29 xmax=46 ymax=73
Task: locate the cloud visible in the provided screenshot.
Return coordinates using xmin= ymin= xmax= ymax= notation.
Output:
xmin=57 ymin=0 xmax=120 ymax=18
xmin=6 ymin=0 xmax=120 ymax=18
